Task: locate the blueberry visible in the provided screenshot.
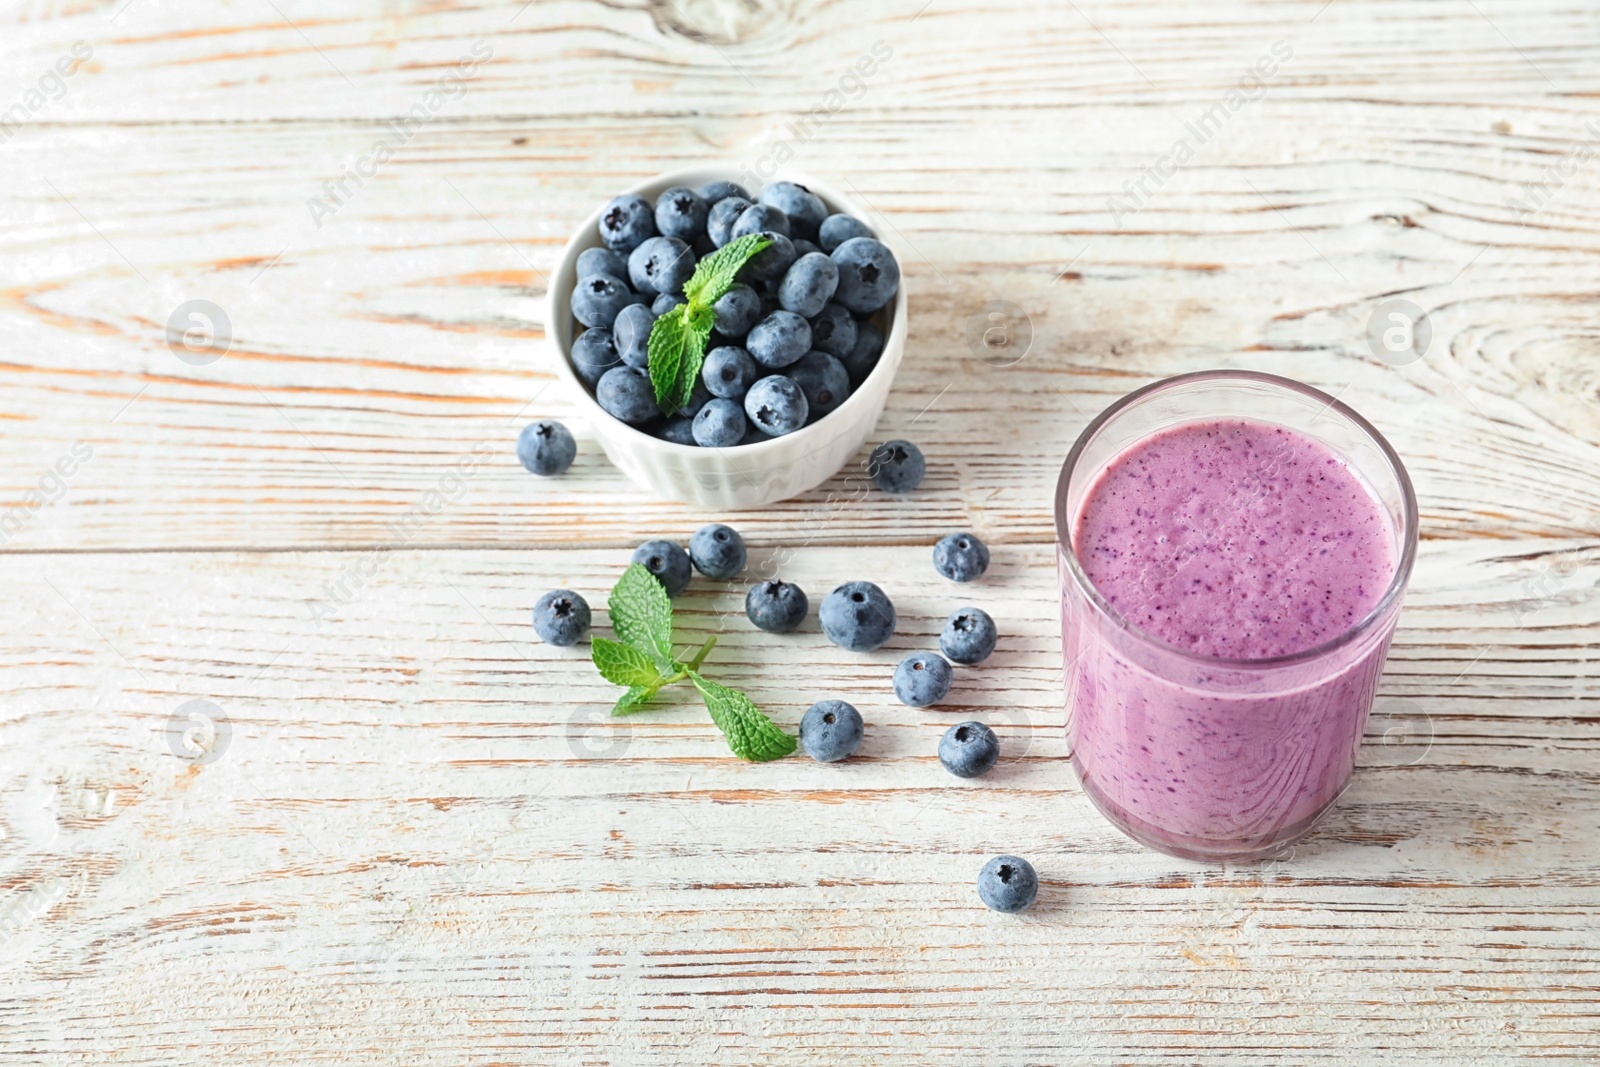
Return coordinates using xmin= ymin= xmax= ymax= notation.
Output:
xmin=569 ymin=327 xmax=620 ymax=386
xmin=707 ymin=196 xmax=753 ymax=248
xmin=596 ymin=365 xmax=659 ymax=425
xmin=689 ymin=523 xmax=746 ymax=579
xmin=710 ymin=283 xmax=761 ymax=338
xmin=702 ymin=345 xmax=758 ymax=399
xmin=692 ymin=397 xmax=746 ymax=447
xmin=786 ymin=351 xmax=850 ymax=419
xmin=577 ymin=246 xmax=629 ymax=281
xmin=612 ymin=303 xmax=657 ymax=369
xmin=791 ymin=238 xmax=822 ymax=258
xmin=629 ymin=236 xmax=695 ymax=296
xmin=818 ymin=213 xmax=872 ymax=253
xmin=841 ymin=318 xmax=884 ymax=387
xmin=940 ymin=607 xmax=997 ymax=665
xmin=807 ymin=302 xmax=858 ymax=360
xmin=869 ymin=439 xmax=924 ymax=493
xmin=632 ymin=539 xmax=692 ymax=597
xmin=819 ymin=580 xmax=895 ymax=652
xmin=731 ymin=203 xmax=791 ymax=241
xmin=698 ymin=180 xmax=750 ymax=203
xmin=742 ymin=232 xmax=798 ymax=284
xmin=654 ymin=186 xmax=709 ymax=242
xmin=939 ymin=721 xmax=999 ymax=779
xmin=746 ymin=310 xmax=812 ymax=369
xmin=777 ymin=253 xmax=840 ymax=319
xmin=656 ymin=416 xmax=697 ymax=445
xmin=533 ymin=589 xmax=591 ymax=646
xmin=799 ymin=700 xmax=864 ymax=763
xmin=517 ymin=420 xmax=577 ymax=476
xmin=977 ymin=855 xmax=1037 ymax=913
xmin=691 ymin=231 xmax=716 ymax=258
xmin=744 ymin=375 xmax=809 ymax=437
xmin=570 ymin=272 xmax=634 ymax=329
xmin=745 ymin=579 xmax=808 ymax=633
xmin=831 ymin=237 xmax=901 ymax=313
xmin=599 ymin=193 xmax=656 ymax=253
xmin=652 ymin=293 xmax=685 ymax=316
xmin=893 ymin=652 xmax=952 ymax=708
xmin=934 ymin=531 xmax=990 ymax=583
xmin=759 ymin=181 xmax=827 ymax=241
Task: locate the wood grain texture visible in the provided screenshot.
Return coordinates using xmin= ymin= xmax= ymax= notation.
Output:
xmin=2 ymin=0 xmax=1598 ymax=1063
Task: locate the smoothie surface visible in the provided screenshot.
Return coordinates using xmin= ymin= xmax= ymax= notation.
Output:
xmin=1074 ymin=418 xmax=1395 ymax=659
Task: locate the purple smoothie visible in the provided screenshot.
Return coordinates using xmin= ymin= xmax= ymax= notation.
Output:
xmin=1063 ymin=418 xmax=1400 ymax=858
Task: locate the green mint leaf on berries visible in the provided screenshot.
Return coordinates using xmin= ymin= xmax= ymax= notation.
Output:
xmin=588 ymin=563 xmax=795 ymax=760
xmin=646 ymin=233 xmax=772 ymax=414
xmin=605 ymin=563 xmax=675 ymax=667
xmin=690 ymin=673 xmax=798 ymax=763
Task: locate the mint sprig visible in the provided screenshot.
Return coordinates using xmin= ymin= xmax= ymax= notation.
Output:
xmin=590 ymin=563 xmax=797 ymax=761
xmin=647 ymin=233 xmax=772 ymax=415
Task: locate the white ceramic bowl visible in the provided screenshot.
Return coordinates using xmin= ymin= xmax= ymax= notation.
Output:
xmin=546 ymin=165 xmax=908 ymax=510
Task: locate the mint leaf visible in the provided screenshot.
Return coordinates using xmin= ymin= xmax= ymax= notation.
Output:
xmin=607 ymin=563 xmax=674 ymax=665
xmin=689 ymin=673 xmax=796 ymax=762
xmin=647 ymin=304 xmax=690 ymax=413
xmin=591 ymin=637 xmax=663 ymax=688
xmin=664 ymin=303 xmax=715 ymax=415
xmin=612 ymin=685 xmax=654 ymax=716
xmin=685 ymin=233 xmax=773 ymax=306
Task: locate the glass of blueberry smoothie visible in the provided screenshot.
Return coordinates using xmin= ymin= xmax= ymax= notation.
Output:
xmin=1055 ymin=371 xmax=1418 ymax=861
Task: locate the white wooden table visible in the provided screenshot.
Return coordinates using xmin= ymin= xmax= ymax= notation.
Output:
xmin=3 ymin=1 xmax=1597 ymax=1062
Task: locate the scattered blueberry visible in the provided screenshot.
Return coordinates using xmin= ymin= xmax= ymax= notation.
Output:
xmin=629 ymin=236 xmax=695 ymax=296
xmin=731 ymin=203 xmax=791 ymax=241
xmin=710 ymin=283 xmax=761 ymax=338
xmin=577 ymin=246 xmax=629 ymax=281
xmin=831 ymin=237 xmax=901 ymax=313
xmin=652 ymin=293 xmax=685 ymax=315
xmin=599 ymin=193 xmax=656 ymax=253
xmin=807 ymin=302 xmax=858 ymax=360
xmin=799 ymin=700 xmax=864 ymax=763
xmin=841 ymin=318 xmax=884 ymax=387
xmin=869 ymin=440 xmax=925 ymax=493
xmin=534 ymin=589 xmax=591 ymax=646
xmin=818 ymin=212 xmax=872 ymax=253
xmin=977 ymin=855 xmax=1038 ymax=913
xmin=570 ymin=327 xmax=620 ymax=386
xmin=939 ymin=721 xmax=999 ymax=779
xmin=778 ymin=253 xmax=840 ymax=319
xmin=819 ymin=581 xmax=896 ymax=652
xmin=693 ymin=397 xmax=747 ymax=447
xmin=744 ymin=375 xmax=809 ymax=437
xmin=745 ymin=579 xmax=808 ymax=633
xmin=517 ymin=420 xmax=577 ymax=476
xmin=743 ymin=231 xmax=798 ymax=283
xmin=656 ymin=416 xmax=697 ymax=445
xmin=654 ymin=186 xmax=709 ymax=242
xmin=786 ymin=351 xmax=850 ymax=419
xmin=698 ymin=180 xmax=750 ymax=203
xmin=596 ymin=365 xmax=659 ymax=425
xmin=689 ymin=523 xmax=746 ymax=579
xmin=934 ymin=532 xmax=990 ymax=583
xmin=893 ymin=652 xmax=953 ymax=708
xmin=759 ymin=181 xmax=827 ymax=241
xmin=941 ymin=607 xmax=997 ymax=665
xmin=632 ymin=539 xmax=692 ymax=597
xmin=570 ymin=272 xmax=634 ymax=329
xmin=746 ymin=310 xmax=812 ymax=369
xmin=612 ymin=302 xmax=657 ymax=369
xmin=707 ymin=196 xmax=753 ymax=248
xmin=702 ymin=345 xmax=759 ymax=399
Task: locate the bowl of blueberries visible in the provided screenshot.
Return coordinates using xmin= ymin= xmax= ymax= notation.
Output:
xmin=547 ymin=165 xmax=907 ymax=510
